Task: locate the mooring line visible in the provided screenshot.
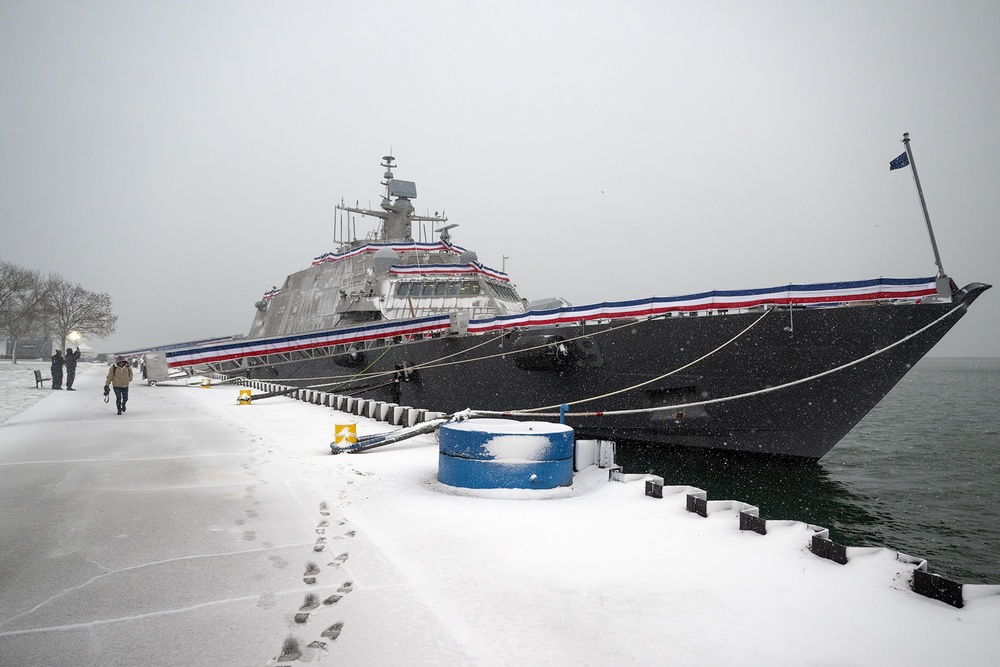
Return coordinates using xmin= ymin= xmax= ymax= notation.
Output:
xmin=510 ymin=309 xmax=772 ymax=413
xmin=477 ymin=301 xmax=967 ymax=419
xmin=261 ymin=310 xmax=671 ymax=389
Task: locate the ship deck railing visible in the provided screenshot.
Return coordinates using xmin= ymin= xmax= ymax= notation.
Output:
xmin=161 ymin=276 xmax=940 ymax=371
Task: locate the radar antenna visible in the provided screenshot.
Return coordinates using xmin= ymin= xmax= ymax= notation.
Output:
xmin=435 ymin=223 xmax=459 ymax=242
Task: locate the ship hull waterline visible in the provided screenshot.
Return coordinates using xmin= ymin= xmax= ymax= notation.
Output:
xmin=237 ymin=283 xmax=988 ymax=460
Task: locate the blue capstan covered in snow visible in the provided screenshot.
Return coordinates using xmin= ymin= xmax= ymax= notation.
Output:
xmin=437 ymin=418 xmax=574 ymax=489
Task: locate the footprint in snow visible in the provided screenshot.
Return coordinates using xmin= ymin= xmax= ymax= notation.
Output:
xmin=277 ymin=636 xmax=301 ymax=663
xmin=321 ymin=622 xmax=344 ymax=641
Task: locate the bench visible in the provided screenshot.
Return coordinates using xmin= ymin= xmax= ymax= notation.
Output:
xmin=34 ymin=369 xmax=51 ymax=389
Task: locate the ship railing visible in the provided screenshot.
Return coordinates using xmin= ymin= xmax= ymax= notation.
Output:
xmin=169 ymin=276 xmax=940 ymax=371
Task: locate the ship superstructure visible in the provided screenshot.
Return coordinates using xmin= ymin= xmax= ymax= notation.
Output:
xmin=248 ymin=156 xmax=525 ymax=340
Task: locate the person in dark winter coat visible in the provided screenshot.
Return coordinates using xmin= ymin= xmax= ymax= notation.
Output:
xmin=65 ymin=346 xmax=82 ymax=390
xmin=105 ymin=356 xmax=133 ymax=415
xmin=51 ymin=349 xmax=65 ymax=389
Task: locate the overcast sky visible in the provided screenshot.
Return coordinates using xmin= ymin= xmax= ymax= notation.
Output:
xmin=1 ymin=1 xmax=997 ymax=357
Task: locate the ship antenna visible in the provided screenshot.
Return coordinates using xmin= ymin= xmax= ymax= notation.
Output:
xmin=900 ymin=132 xmax=946 ymax=279
xmin=381 ymin=154 xmax=395 ymax=202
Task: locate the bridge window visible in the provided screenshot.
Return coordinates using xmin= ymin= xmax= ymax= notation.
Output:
xmin=394 ymin=279 xmax=482 ymax=298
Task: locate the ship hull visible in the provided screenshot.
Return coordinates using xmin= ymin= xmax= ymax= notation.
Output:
xmin=245 ymin=283 xmax=988 ymax=460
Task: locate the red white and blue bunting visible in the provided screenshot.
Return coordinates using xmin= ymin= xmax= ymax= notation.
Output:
xmin=388 ymin=262 xmax=510 ymax=283
xmin=165 ymin=276 xmax=938 ymax=368
xmin=311 ymin=241 xmax=466 ymax=266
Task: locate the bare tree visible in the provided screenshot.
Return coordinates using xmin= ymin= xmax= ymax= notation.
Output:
xmin=0 ymin=261 xmax=31 ymax=332
xmin=45 ymin=278 xmax=118 ymax=351
xmin=0 ymin=261 xmax=53 ymax=363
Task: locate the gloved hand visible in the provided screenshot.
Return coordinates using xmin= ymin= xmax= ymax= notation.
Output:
xmin=103 ymin=385 xmax=110 ymax=396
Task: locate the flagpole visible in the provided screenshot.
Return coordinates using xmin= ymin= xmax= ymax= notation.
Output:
xmin=901 ymin=132 xmax=946 ymax=279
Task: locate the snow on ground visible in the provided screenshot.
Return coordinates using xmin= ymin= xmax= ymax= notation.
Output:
xmin=0 ymin=363 xmax=998 ymax=666
xmin=0 ymin=359 xmax=66 ymax=424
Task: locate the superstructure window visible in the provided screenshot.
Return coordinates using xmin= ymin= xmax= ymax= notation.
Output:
xmin=488 ymin=283 xmax=519 ymax=301
xmin=394 ymin=279 xmax=483 ymax=298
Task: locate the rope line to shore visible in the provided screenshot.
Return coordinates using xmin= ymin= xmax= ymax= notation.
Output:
xmin=505 ymin=309 xmax=772 ymax=413
xmin=474 ymin=302 xmax=967 ymax=419
xmin=261 ymin=310 xmax=680 ymax=388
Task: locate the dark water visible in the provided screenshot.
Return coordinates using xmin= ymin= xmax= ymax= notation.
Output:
xmin=616 ymin=357 xmax=1000 ymax=584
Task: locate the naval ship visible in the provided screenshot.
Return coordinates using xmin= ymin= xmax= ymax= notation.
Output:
xmin=165 ymin=155 xmax=989 ymax=459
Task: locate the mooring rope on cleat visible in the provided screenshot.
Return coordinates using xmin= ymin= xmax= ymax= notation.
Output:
xmin=329 ymin=409 xmax=479 ymax=454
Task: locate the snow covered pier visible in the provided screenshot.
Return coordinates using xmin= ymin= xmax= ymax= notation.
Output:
xmin=1 ymin=363 xmax=998 ymax=666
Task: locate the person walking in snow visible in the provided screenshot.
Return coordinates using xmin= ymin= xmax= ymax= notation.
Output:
xmin=105 ymin=356 xmax=133 ymax=415
xmin=65 ymin=346 xmax=81 ymax=390
xmin=51 ymin=349 xmax=65 ymax=390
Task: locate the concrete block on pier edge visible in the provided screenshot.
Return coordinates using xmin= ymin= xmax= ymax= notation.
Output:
xmin=353 ymin=399 xmax=367 ymax=416
xmin=810 ymin=535 xmax=849 ymax=565
xmin=645 ymin=476 xmax=664 ymax=498
xmin=381 ymin=403 xmax=399 ymax=421
xmin=406 ymin=408 xmax=426 ymax=427
xmin=686 ymin=491 xmax=708 ymax=517
xmin=739 ymin=509 xmax=767 ymax=535
xmin=390 ymin=405 xmax=406 ymax=425
xmin=912 ymin=569 xmax=964 ymax=608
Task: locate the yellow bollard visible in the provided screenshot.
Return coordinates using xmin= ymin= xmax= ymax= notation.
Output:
xmin=201 ymin=377 xmax=211 ymax=388
xmin=238 ymin=388 xmax=252 ymax=405
xmin=335 ymin=423 xmax=357 ymax=448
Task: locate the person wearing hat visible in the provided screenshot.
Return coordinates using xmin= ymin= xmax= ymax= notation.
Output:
xmin=65 ymin=346 xmax=82 ymax=390
xmin=50 ymin=349 xmax=65 ymax=390
xmin=105 ymin=356 xmax=134 ymax=415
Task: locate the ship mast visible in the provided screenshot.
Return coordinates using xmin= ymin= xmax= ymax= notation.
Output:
xmin=335 ymin=155 xmax=448 ymax=243
xmin=900 ymin=132 xmax=946 ymax=280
